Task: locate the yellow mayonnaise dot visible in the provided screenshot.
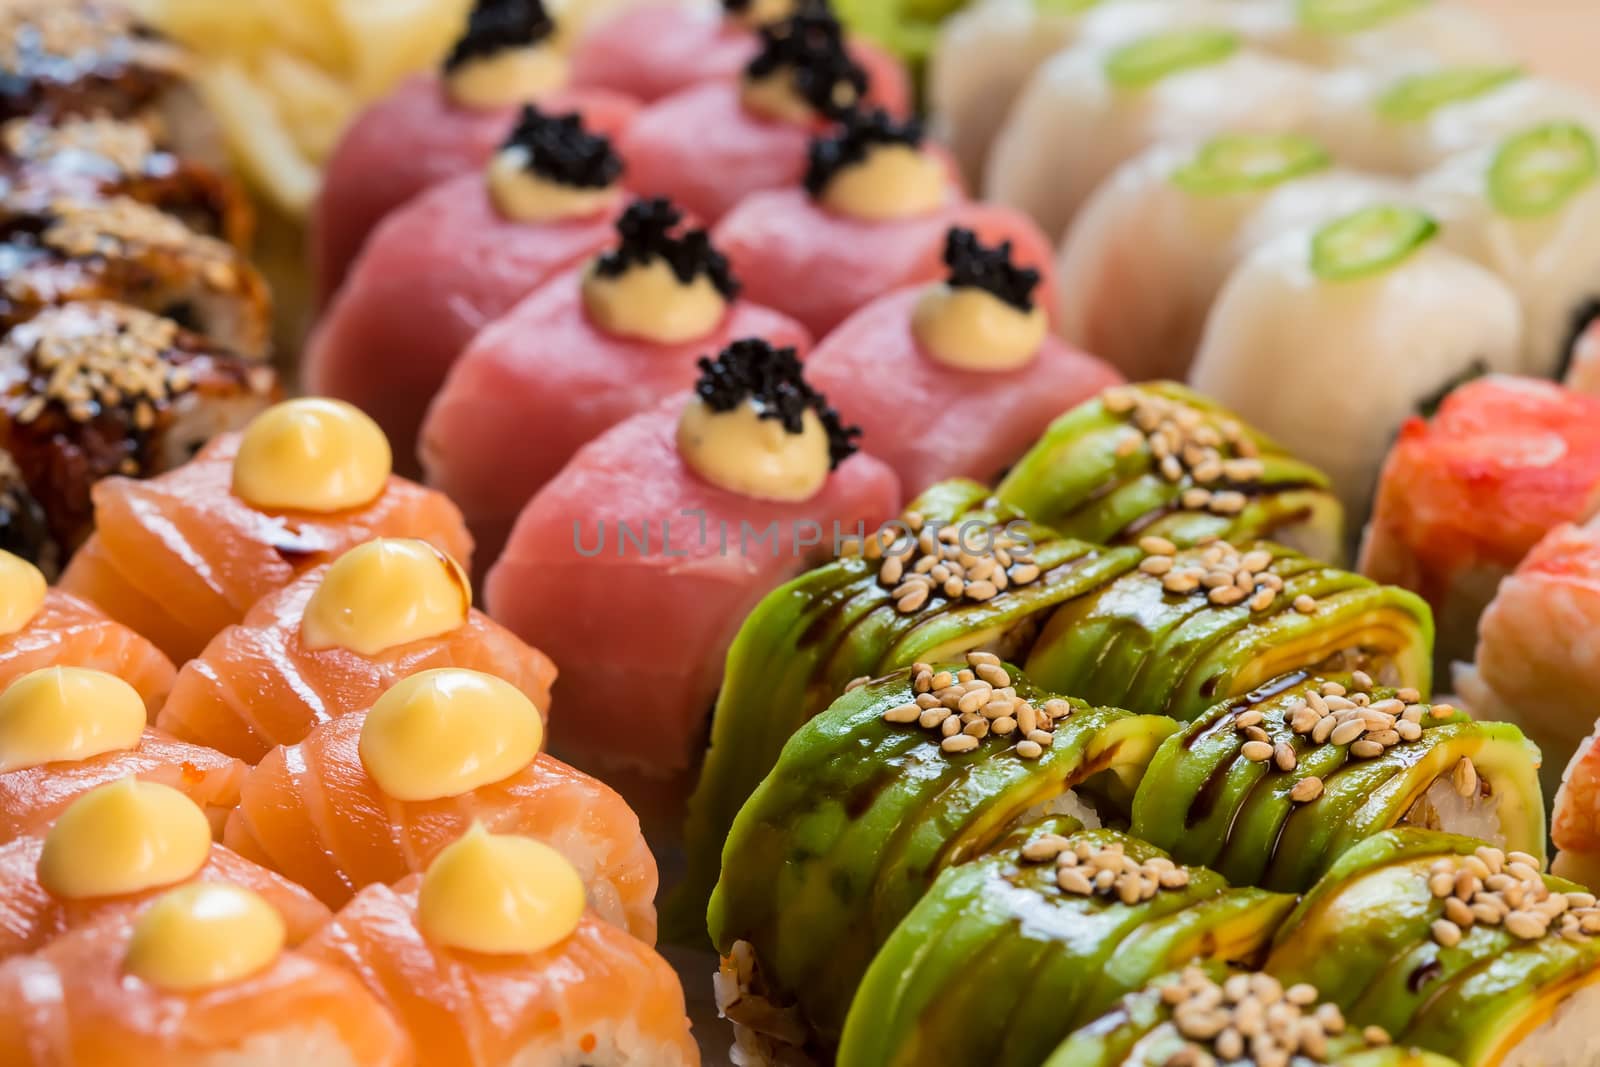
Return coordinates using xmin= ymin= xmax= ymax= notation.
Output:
xmin=912 ymin=285 xmax=1048 ymax=373
xmin=821 ymin=145 xmax=951 ymax=221
xmin=741 ymin=66 xmax=858 ymax=125
xmin=0 ymin=667 xmax=147 ymax=773
xmin=359 ymin=669 xmax=543 ymax=802
xmin=125 ymin=884 xmax=286 ymax=992
xmin=582 ymin=259 xmax=727 ymax=344
xmin=447 ymin=46 xmax=570 ymax=110
xmin=0 ymin=549 xmax=46 ymax=636
xmin=418 ymin=825 xmax=584 ymax=955
xmin=487 ymin=146 xmax=619 ymax=223
xmin=677 ymin=398 xmax=830 ymax=502
xmin=301 ymin=539 xmax=471 ymax=656
xmin=38 ymin=779 xmax=211 ymax=900
xmin=232 ymin=398 xmax=392 ymax=514
xmin=727 ymin=0 xmax=794 ymax=28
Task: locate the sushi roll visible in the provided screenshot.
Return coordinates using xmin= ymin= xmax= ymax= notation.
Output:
xmin=305 ymin=105 xmax=631 ymax=473
xmin=312 ymin=0 xmax=639 ymax=301
xmin=1359 ymin=376 xmax=1600 ymax=676
xmin=1566 ymin=318 xmax=1600 ymax=395
xmin=829 ymin=824 xmax=1295 ymax=1067
xmin=0 ymin=451 xmax=55 ymax=578
xmin=58 ymin=398 xmax=474 ymax=662
xmin=707 ymin=660 xmax=1180 ymax=1050
xmin=1189 ymin=204 xmax=1524 ymax=520
xmin=0 ymin=302 xmax=279 ymax=557
xmin=995 ymin=383 xmax=1344 ymax=563
xmin=803 ymin=227 xmax=1120 ymax=492
xmin=1130 ymin=672 xmax=1545 ymax=892
xmin=0 ymin=883 xmax=410 ymax=1066
xmin=222 ymin=667 xmax=658 ymax=941
xmin=484 ymin=339 xmax=898 ymax=787
xmin=0 ymin=778 xmax=329 ymax=959
xmin=302 ymin=827 xmax=698 ymax=1066
xmin=1055 ymin=132 xmax=1407 ymax=382
xmin=421 ymin=197 xmax=808 ymax=565
xmin=1266 ymin=829 xmax=1600 ymax=1066
xmin=984 ymin=27 xmax=1322 ymax=241
xmin=155 ymin=539 xmax=556 ymax=763
xmin=0 ymin=667 xmax=241 ymax=843
xmin=0 ymin=196 xmax=272 ymax=360
xmin=1266 ymin=0 xmax=1509 ymax=72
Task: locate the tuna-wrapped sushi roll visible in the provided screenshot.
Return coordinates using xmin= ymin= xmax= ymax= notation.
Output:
xmin=1266 ymin=829 xmax=1600 ymax=1066
xmin=708 ymin=661 xmax=1179 ymax=1051
xmin=1130 ymin=672 xmax=1544 ymax=892
xmin=803 ymin=227 xmax=1118 ymax=492
xmin=1189 ymin=204 xmax=1524 ymax=519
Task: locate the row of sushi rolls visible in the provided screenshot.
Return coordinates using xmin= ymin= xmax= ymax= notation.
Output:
xmin=9 ymin=0 xmax=1600 ymax=1063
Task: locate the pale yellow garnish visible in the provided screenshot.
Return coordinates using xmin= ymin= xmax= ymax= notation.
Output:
xmin=418 ymin=825 xmax=584 ymax=955
xmin=232 ymin=398 xmax=391 ymax=513
xmin=0 ymin=668 xmax=146 ymax=773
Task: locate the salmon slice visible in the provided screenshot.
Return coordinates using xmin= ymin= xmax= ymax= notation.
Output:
xmin=223 ymin=712 xmax=657 ymax=942
xmin=0 ymin=590 xmax=175 ymax=719
xmin=0 ymin=907 xmax=410 ymax=1066
xmin=0 ymin=835 xmax=329 ymax=960
xmin=303 ymin=878 xmax=696 ymax=1067
xmin=58 ymin=433 xmax=474 ymax=663
xmin=0 ymin=730 xmax=245 ymax=845
xmin=156 ymin=563 xmax=556 ymax=763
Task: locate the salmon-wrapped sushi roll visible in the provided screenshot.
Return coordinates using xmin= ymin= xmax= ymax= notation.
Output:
xmin=158 ymin=539 xmax=554 ymax=763
xmin=304 ymin=827 xmax=696 ymax=1066
xmin=312 ymin=0 xmax=638 ymax=301
xmin=223 ymin=667 xmax=657 ymax=940
xmin=0 ymin=883 xmax=409 ymax=1066
xmin=59 ymin=398 xmax=473 ymax=663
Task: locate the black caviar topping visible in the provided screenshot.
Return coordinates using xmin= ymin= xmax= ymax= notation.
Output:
xmin=593 ymin=199 xmax=740 ymax=299
xmin=804 ymin=108 xmax=924 ymax=197
xmin=942 ymin=228 xmax=1040 ymax=313
xmin=444 ymin=0 xmax=556 ymax=73
xmin=694 ymin=338 xmax=859 ymax=468
xmin=500 ymin=106 xmax=623 ymax=188
xmin=745 ymin=8 xmax=866 ymax=121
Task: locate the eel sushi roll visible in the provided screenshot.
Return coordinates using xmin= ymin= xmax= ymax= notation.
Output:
xmin=0 ymin=883 xmax=410 ymax=1066
xmin=1265 ymin=0 xmax=1509 ymax=72
xmin=221 ymin=667 xmax=658 ymax=940
xmin=1266 ymin=829 xmax=1600 ymax=1066
xmin=0 ymin=778 xmax=329 ymax=959
xmin=421 ymin=197 xmax=809 ymax=566
xmin=312 ymin=0 xmax=638 ymax=301
xmin=995 ymin=383 xmax=1344 ymax=563
xmin=830 ymin=824 xmax=1296 ymax=1067
xmin=0 ymin=196 xmax=271 ymax=360
xmin=0 ymin=302 xmax=278 ymax=557
xmin=0 ymin=452 xmax=54 ymax=577
xmin=708 ymin=660 xmax=1180 ymax=1054
xmin=484 ymin=339 xmax=898 ymax=788
xmin=1360 ymin=376 xmax=1600 ymax=675
xmin=155 ymin=539 xmax=555 ymax=762
xmin=804 ymin=227 xmax=1121 ymax=492
xmin=59 ymin=398 xmax=474 ymax=663
xmin=305 ymin=105 xmax=630 ymax=471
xmin=303 ymin=828 xmax=698 ymax=1066
xmin=1189 ymin=204 xmax=1524 ymax=520
xmin=1130 ymin=672 xmax=1544 ymax=893
xmin=984 ymin=27 xmax=1322 ymax=241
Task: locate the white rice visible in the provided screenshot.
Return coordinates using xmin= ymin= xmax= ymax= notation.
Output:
xmin=200 ymin=1024 xmax=365 ymax=1067
xmin=713 ymin=941 xmax=817 ymax=1067
xmin=1496 ymin=972 xmax=1600 ymax=1067
xmin=1402 ymin=776 xmax=1505 ymax=846
xmin=1013 ymin=789 xmax=1103 ymax=832
xmin=504 ymin=1021 xmax=698 ymax=1067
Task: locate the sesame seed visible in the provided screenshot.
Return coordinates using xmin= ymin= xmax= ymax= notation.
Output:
xmin=1349 ymin=739 xmax=1385 ymax=759
xmin=1289 ymin=777 xmax=1323 ymax=803
xmin=940 ymin=734 xmax=979 ymax=754
xmin=1015 ymin=739 xmax=1043 ymax=759
xmin=1241 ymin=740 xmax=1274 ymax=762
xmin=1453 ymin=758 xmax=1479 ymax=798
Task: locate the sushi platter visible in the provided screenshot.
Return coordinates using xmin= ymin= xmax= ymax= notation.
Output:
xmin=6 ymin=0 xmax=1600 ymax=1064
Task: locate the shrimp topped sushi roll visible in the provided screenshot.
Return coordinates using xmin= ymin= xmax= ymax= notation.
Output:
xmin=805 ymin=227 xmax=1119 ymax=492
xmin=306 ymin=105 xmax=630 ymax=470
xmin=59 ymin=398 xmax=473 ymax=662
xmin=1190 ymin=204 xmax=1524 ymax=520
xmin=1267 ymin=0 xmax=1509 ymax=71
xmin=312 ymin=0 xmax=638 ymax=300
xmin=0 ymin=883 xmax=410 ymax=1066
xmin=156 ymin=539 xmax=555 ymax=762
xmin=303 ymin=828 xmax=697 ymax=1066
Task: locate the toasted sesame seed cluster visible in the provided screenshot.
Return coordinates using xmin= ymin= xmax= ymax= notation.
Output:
xmin=1140 ymin=535 xmax=1292 ymax=613
xmin=878 ymin=651 xmax=1072 ymax=759
xmin=0 ymin=0 xmax=137 ymax=70
xmin=14 ymin=304 xmax=190 ymax=430
xmin=855 ymin=511 xmax=1041 ymax=614
xmin=1157 ymin=967 xmax=1391 ymax=1067
xmin=3 ymin=115 xmax=154 ymax=175
xmin=41 ymin=196 xmax=198 ymax=259
xmin=1017 ymin=835 xmax=1192 ymax=903
xmin=1102 ymin=386 xmax=1265 ymax=518
xmin=1425 ymin=846 xmax=1600 ymax=948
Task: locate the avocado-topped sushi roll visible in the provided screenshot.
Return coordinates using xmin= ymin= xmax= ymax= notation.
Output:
xmin=1131 ymin=672 xmax=1545 ymax=893
xmin=1267 ymin=829 xmax=1600 ymax=1066
xmin=1189 ymin=204 xmax=1524 ymax=520
xmin=829 ymin=823 xmax=1295 ymax=1067
xmin=996 ymin=383 xmax=1344 ymax=563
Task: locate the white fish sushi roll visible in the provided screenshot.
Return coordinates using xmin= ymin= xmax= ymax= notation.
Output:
xmin=1268 ymin=0 xmax=1510 ymax=72
xmin=1190 ymin=204 xmax=1524 ymax=519
xmin=1416 ymin=122 xmax=1600 ymax=379
xmin=986 ymin=26 xmax=1322 ymax=239
xmin=1056 ymin=131 xmax=1407 ymax=381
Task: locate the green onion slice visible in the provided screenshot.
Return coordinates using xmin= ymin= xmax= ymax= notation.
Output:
xmin=1377 ymin=66 xmax=1523 ymax=123
xmin=1105 ymin=28 xmax=1239 ymax=90
xmin=1171 ymin=133 xmax=1332 ymax=195
xmin=1298 ymin=0 xmax=1427 ymax=34
xmin=1487 ymin=122 xmax=1600 ymax=218
xmin=1034 ymin=0 xmax=1104 ymax=14
xmin=1310 ymin=204 xmax=1439 ymax=281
